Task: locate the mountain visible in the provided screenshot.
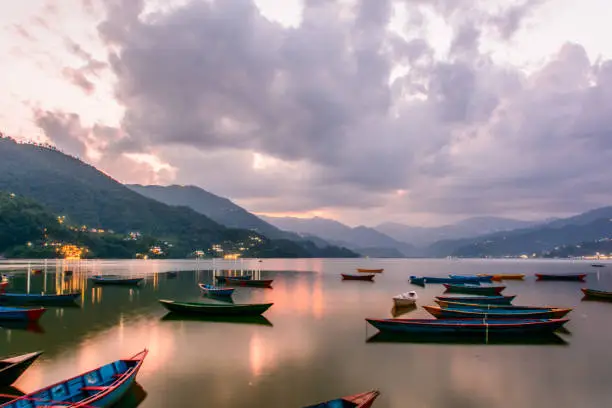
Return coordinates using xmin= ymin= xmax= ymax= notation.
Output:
xmin=261 ymin=216 xmax=415 ymax=256
xmin=427 ymin=210 xmax=612 ymax=257
xmin=376 ymin=216 xmax=542 ymax=246
xmin=127 ymin=184 xmax=290 ymax=240
xmin=0 ymin=137 xmax=355 ymax=258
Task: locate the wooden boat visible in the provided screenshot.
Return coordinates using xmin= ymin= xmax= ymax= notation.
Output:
xmin=0 ymin=292 xmax=80 ymax=305
xmin=225 ymin=278 xmax=273 ymax=288
xmin=166 ymin=271 xmax=178 ymax=278
xmin=443 ymin=283 xmax=505 ymax=295
xmin=215 ymin=275 xmax=252 ymax=283
xmin=341 ymin=273 xmax=375 ymax=281
xmin=477 ymin=273 xmax=525 ymax=281
xmin=410 ymin=276 xmax=481 ymax=284
xmin=0 ymin=351 xmax=43 ymax=386
xmin=0 ymin=349 xmax=147 ymax=408
xmin=535 ymin=273 xmax=586 ymax=281
xmin=581 ymin=288 xmax=612 ymax=300
xmin=435 ymin=300 xmax=567 ymax=311
xmin=30 ymin=269 xmax=42 ymax=275
xmin=198 ymin=283 xmax=235 ymax=297
xmin=423 ymin=305 xmax=572 ymax=319
xmin=366 ymin=318 xmax=568 ymax=335
xmin=303 ymin=390 xmax=380 ymax=408
xmin=393 ymin=291 xmax=418 ymax=307
xmin=436 ymin=295 xmax=515 ymax=305
xmin=449 ymin=274 xmax=493 ymax=283
xmin=367 ymin=331 xmax=567 ymax=345
xmin=0 ymin=306 xmax=46 ymax=322
xmin=159 ymin=299 xmax=273 ymax=316
xmin=357 ymin=268 xmax=384 ymax=273
xmin=591 ymin=264 xmax=606 ymax=268
xmin=90 ymin=275 xmax=143 ymax=285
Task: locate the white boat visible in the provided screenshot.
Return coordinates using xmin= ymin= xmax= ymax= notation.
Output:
xmin=393 ymin=291 xmax=418 ymax=307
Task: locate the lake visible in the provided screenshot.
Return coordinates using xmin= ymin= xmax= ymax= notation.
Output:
xmin=0 ymin=258 xmax=611 ymax=407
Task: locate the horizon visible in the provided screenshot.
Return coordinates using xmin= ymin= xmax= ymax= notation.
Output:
xmin=2 ymin=0 xmax=612 ymax=226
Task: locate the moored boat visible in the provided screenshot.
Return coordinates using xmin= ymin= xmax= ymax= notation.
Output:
xmin=443 ymin=283 xmax=505 ymax=295
xmin=215 ymin=275 xmax=252 ymax=283
xmin=477 ymin=273 xmax=526 ymax=281
xmin=366 ymin=318 xmax=568 ymax=335
xmin=198 ymin=283 xmax=235 ymax=297
xmin=0 ymin=292 xmax=80 ymax=305
xmin=410 ymin=276 xmax=482 ymax=284
xmin=159 ymin=299 xmax=273 ymax=316
xmin=225 ymin=278 xmax=273 ymax=288
xmin=409 ymin=276 xmax=425 ymax=286
xmin=423 ymin=305 xmax=572 ymax=319
xmin=0 ymin=349 xmax=147 ymax=408
xmin=0 ymin=306 xmax=46 ymax=322
xmin=303 ymin=390 xmax=380 ymax=408
xmin=0 ymin=351 xmax=43 ymax=386
xmin=341 ymin=273 xmax=375 ymax=281
xmin=535 ymin=273 xmax=586 ymax=282
xmin=90 ymin=275 xmax=144 ymax=285
xmin=449 ymin=274 xmax=493 ymax=283
xmin=435 ymin=300 xmax=567 ymax=311
xmin=393 ymin=291 xmax=418 ymax=307
xmin=435 ymin=295 xmax=515 ymax=305
xmin=591 ymin=264 xmax=606 ymax=268
xmin=357 ymin=268 xmax=384 ymax=273
xmin=581 ymin=288 xmax=612 ymax=300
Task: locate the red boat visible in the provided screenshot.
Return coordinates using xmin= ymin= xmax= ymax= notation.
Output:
xmin=536 ymin=273 xmax=586 ymax=282
xmin=304 ymin=390 xmax=380 ymax=408
xmin=225 ymin=278 xmax=273 ymax=288
xmin=341 ymin=274 xmax=375 ymax=281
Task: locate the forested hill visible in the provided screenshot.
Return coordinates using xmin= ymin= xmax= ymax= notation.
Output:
xmin=0 ymin=137 xmax=356 ymax=258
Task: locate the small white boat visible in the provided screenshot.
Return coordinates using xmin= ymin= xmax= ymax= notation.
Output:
xmin=393 ymin=291 xmax=418 ymax=307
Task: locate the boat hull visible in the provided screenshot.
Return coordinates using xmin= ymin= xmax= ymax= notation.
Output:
xmin=198 ymin=283 xmax=235 ymax=297
xmin=411 ymin=276 xmax=482 ymax=284
xmin=0 ymin=351 xmax=43 ymax=386
xmin=225 ymin=278 xmax=273 ymax=288
xmin=436 ymin=295 xmax=515 ymax=305
xmin=581 ymin=288 xmax=612 ymax=299
xmin=159 ymin=300 xmax=273 ymax=316
xmin=536 ymin=273 xmax=586 ymax=282
xmin=0 ymin=350 xmax=147 ymax=408
xmin=0 ymin=293 xmax=80 ymax=305
xmin=341 ymin=274 xmax=375 ymax=281
xmin=215 ymin=275 xmax=252 ymax=283
xmin=435 ymin=300 xmax=567 ymax=311
xmin=449 ymin=274 xmax=493 ymax=283
xmin=90 ymin=276 xmax=143 ymax=285
xmin=393 ymin=298 xmax=416 ymax=307
xmin=478 ymin=273 xmax=525 ymax=281
xmin=0 ymin=307 xmax=46 ymax=322
xmin=303 ymin=390 xmax=380 ymax=408
xmin=423 ymin=305 xmax=571 ymax=319
xmin=443 ymin=284 xmax=505 ymax=295
xmin=366 ymin=318 xmax=568 ymax=335
xmin=357 ymin=269 xmax=384 ymax=273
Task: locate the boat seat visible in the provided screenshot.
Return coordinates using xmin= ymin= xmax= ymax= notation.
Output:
xmin=80 ymin=386 xmax=109 ymax=392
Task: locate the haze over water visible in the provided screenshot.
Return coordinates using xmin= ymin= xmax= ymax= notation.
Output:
xmin=0 ymin=259 xmax=610 ymax=408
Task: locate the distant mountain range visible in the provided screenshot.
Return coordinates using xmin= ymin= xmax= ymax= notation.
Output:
xmin=261 ymin=216 xmax=416 ymax=257
xmin=0 ymin=137 xmax=356 ymax=258
xmin=376 ymin=217 xmax=543 ymax=246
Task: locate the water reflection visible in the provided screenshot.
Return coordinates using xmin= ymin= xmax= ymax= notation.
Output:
xmin=160 ymin=313 xmax=273 ymax=326
xmin=366 ymin=332 xmax=568 ymax=345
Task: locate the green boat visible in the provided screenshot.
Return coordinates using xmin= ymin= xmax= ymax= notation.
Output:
xmin=159 ymin=299 xmax=273 ymax=316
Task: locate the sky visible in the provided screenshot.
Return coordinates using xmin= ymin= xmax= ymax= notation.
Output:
xmin=1 ymin=0 xmax=612 ymax=227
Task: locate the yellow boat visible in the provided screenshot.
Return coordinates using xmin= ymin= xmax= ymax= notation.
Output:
xmin=478 ymin=273 xmax=525 ymax=281
xmin=357 ymin=268 xmax=384 ymax=273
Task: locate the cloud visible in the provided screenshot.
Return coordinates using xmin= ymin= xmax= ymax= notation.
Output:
xmin=33 ymin=0 xmax=612 ymax=225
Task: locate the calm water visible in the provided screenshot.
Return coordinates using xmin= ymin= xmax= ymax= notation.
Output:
xmin=0 ymin=258 xmax=611 ymax=408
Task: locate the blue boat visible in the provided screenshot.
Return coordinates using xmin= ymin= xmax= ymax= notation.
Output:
xmin=215 ymin=275 xmax=252 ymax=283
xmin=0 ymin=292 xmax=80 ymax=306
xmin=198 ymin=283 xmax=235 ymax=297
xmin=409 ymin=276 xmax=482 ymax=284
xmin=304 ymin=390 xmax=380 ymax=408
xmin=366 ymin=318 xmax=568 ymax=335
xmin=423 ymin=305 xmax=572 ymax=319
xmin=0 ymin=306 xmax=46 ymax=322
xmin=449 ymin=274 xmax=493 ymax=283
xmin=0 ymin=350 xmax=148 ymax=408
xmin=443 ymin=283 xmax=505 ymax=295
xmin=436 ymin=295 xmax=515 ymax=305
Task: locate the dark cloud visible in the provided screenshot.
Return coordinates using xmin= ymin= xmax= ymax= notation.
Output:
xmin=34 ymin=0 xmax=612 ymax=225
